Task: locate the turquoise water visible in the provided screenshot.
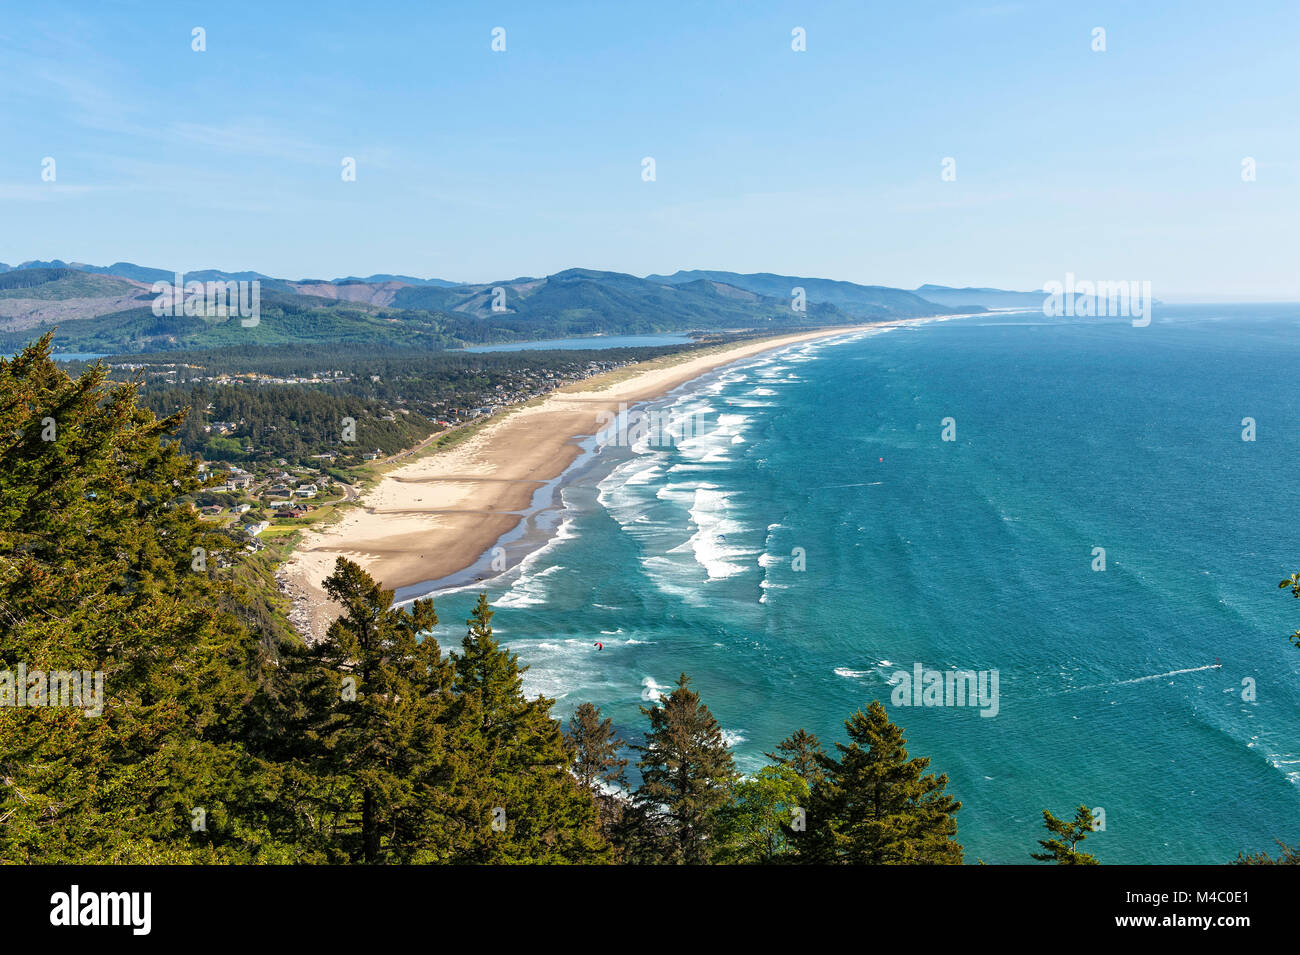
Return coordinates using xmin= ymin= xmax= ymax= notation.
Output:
xmin=419 ymin=306 xmax=1300 ymax=863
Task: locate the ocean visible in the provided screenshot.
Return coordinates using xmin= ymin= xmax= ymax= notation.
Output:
xmin=415 ymin=305 xmax=1300 ymax=864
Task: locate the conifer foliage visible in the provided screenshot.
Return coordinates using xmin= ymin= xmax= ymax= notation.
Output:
xmin=633 ymin=673 xmax=739 ymax=864
xmin=0 ymin=335 xmax=283 ymax=862
xmin=797 ymin=701 xmax=963 ymax=864
xmin=290 ymin=557 xmax=444 ymax=862
xmin=1030 ymin=806 xmax=1100 ymax=865
xmin=441 ymin=594 xmax=607 ymax=863
xmin=565 ymin=702 xmax=629 ymax=850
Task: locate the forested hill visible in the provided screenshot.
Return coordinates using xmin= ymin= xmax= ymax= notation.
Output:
xmin=0 ymin=261 xmax=986 ymax=355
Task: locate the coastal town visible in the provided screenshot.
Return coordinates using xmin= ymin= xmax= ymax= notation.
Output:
xmin=159 ymin=350 xmax=666 ymax=549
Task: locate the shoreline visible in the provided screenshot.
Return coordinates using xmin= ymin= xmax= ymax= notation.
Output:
xmin=280 ymin=322 xmax=890 ymax=638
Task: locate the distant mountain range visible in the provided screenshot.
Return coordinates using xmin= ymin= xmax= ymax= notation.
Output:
xmin=0 ymin=259 xmax=1045 ymax=355
xmin=911 ymin=283 xmax=1049 ymax=309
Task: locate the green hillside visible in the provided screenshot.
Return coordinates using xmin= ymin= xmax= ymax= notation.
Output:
xmin=646 ymin=269 xmax=975 ymax=317
xmin=0 ymin=268 xmax=144 ymax=301
xmin=0 ymin=262 xmax=989 ymax=356
xmin=0 ymin=293 xmax=458 ymax=354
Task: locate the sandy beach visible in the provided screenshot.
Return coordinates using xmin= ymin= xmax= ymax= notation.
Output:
xmin=282 ymin=325 xmax=876 ymax=638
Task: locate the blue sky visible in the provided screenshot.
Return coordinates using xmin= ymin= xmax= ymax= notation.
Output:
xmin=1 ymin=1 xmax=1297 ymax=298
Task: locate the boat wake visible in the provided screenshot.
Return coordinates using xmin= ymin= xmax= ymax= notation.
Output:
xmin=1044 ymin=663 xmax=1222 ymax=698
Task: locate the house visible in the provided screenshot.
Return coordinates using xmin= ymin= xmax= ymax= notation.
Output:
xmin=201 ymin=505 xmax=223 ymax=516
xmin=294 ymin=484 xmax=318 ymax=499
xmin=232 ymin=503 xmax=252 ymax=515
xmin=244 ymin=521 xmax=270 ymax=537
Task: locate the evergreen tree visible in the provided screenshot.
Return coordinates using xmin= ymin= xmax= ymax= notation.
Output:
xmin=633 ymin=672 xmax=738 ymax=864
xmin=0 ymin=335 xmax=290 ymax=862
xmin=293 ymin=557 xmax=445 ymax=863
xmin=443 ymin=594 xmax=608 ymax=863
xmin=566 ymin=702 xmax=628 ymax=790
xmin=765 ymin=728 xmax=825 ymax=788
xmin=1030 ymin=805 xmax=1100 ymax=865
xmin=799 ymin=700 xmax=963 ymax=864
xmin=565 ymin=702 xmax=629 ymax=851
